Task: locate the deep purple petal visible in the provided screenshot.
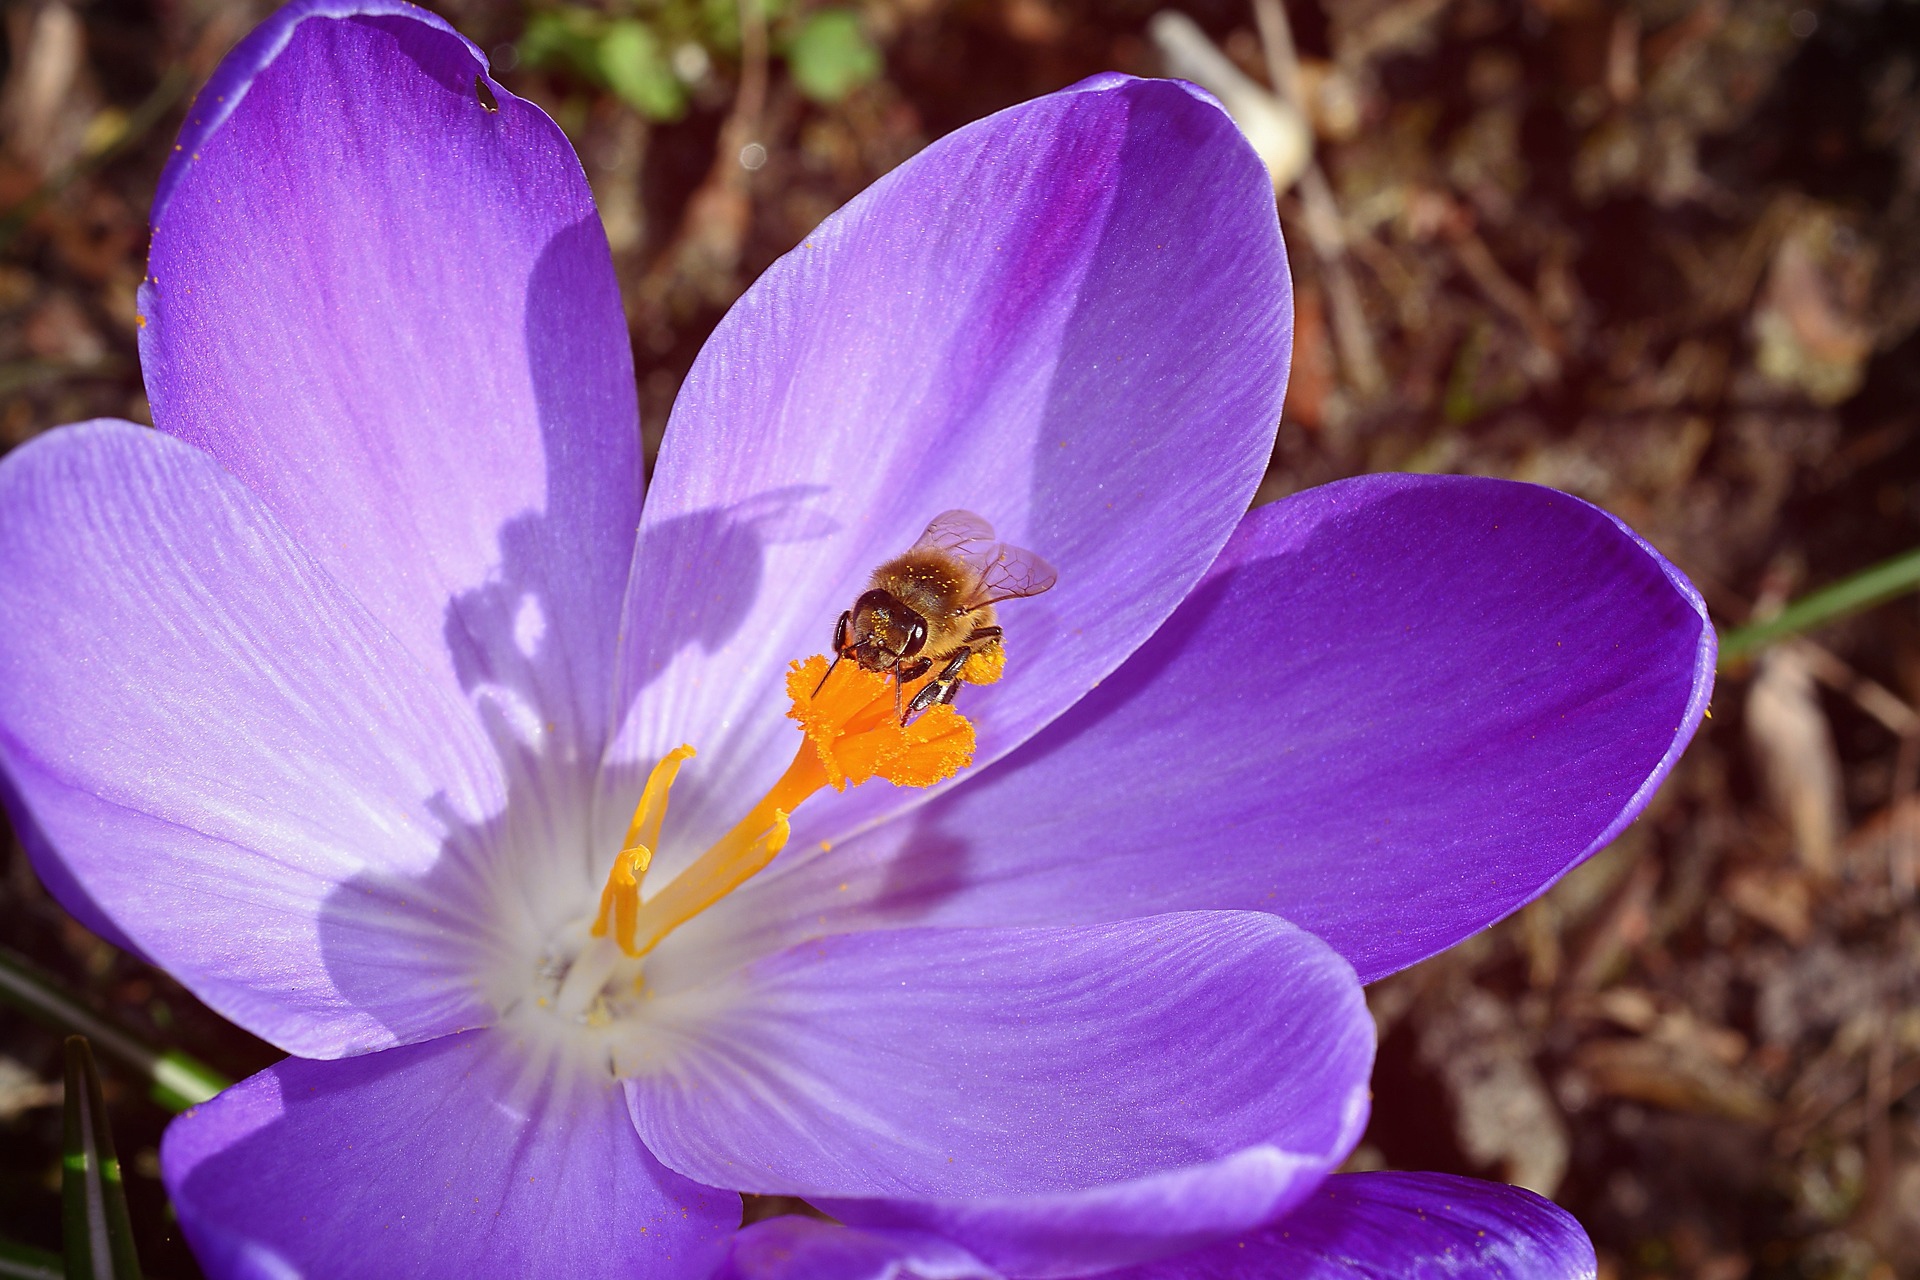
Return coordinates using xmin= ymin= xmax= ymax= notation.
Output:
xmin=720 ymin=1217 xmax=998 ymax=1280
xmin=1103 ymin=1172 xmax=1597 ymax=1279
xmin=723 ymin=474 xmax=1712 ymax=983
xmin=0 ymin=423 xmax=513 ymax=1056
xmin=627 ymin=912 xmax=1370 ymax=1276
xmin=163 ymin=1029 xmax=738 ymax=1279
xmin=606 ymin=74 xmax=1289 ymax=870
xmin=141 ymin=0 xmax=639 ymax=766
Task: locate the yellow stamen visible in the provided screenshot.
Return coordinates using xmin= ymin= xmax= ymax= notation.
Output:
xmin=590 ymin=845 xmax=649 ymax=949
xmin=590 ymin=745 xmax=694 ymax=949
xmin=622 ymin=809 xmax=791 ymax=958
xmin=623 ymin=743 xmax=695 ymax=865
xmin=586 ymin=657 xmax=975 ymax=963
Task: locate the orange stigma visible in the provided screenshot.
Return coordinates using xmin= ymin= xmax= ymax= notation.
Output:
xmin=587 ymin=657 xmax=975 ymax=962
xmin=785 ymin=654 xmax=975 ymax=792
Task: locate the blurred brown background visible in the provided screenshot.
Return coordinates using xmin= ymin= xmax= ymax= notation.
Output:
xmin=1 ymin=0 xmax=1918 ymax=1275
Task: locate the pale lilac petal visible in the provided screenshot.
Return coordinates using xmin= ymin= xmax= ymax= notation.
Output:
xmin=722 ymin=474 xmax=1712 ymax=983
xmin=628 ymin=912 xmax=1370 ymax=1276
xmin=720 ymin=1217 xmax=998 ymax=1280
xmin=141 ymin=0 xmax=639 ymax=766
xmin=1103 ymin=1173 xmax=1597 ymax=1279
xmin=163 ymin=1029 xmax=738 ymax=1279
xmin=607 ymin=75 xmax=1289 ymax=872
xmin=0 ymin=423 xmax=512 ymax=1056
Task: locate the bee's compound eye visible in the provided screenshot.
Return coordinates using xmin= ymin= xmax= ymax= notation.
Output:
xmin=902 ymin=617 xmax=928 ymax=658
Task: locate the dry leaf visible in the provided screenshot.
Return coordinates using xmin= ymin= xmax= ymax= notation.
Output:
xmin=1746 ymin=645 xmax=1845 ymax=878
xmin=1418 ymin=985 xmax=1570 ymax=1196
xmin=1572 ymin=1036 xmax=1776 ymax=1124
xmin=1722 ymin=865 xmax=1813 ymax=943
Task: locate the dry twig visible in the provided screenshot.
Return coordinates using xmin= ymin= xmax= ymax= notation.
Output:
xmin=1250 ymin=0 xmax=1387 ymax=405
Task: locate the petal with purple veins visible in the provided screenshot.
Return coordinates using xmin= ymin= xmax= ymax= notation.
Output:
xmin=726 ymin=473 xmax=1712 ymax=983
xmin=627 ymin=911 xmax=1371 ymax=1277
xmin=0 ymin=422 xmax=514 ymax=1057
xmin=607 ymin=75 xmax=1291 ymax=869
xmin=141 ymin=0 xmax=640 ymax=764
xmin=163 ymin=1029 xmax=738 ymax=1279
xmin=1100 ymin=1172 xmax=1597 ymax=1279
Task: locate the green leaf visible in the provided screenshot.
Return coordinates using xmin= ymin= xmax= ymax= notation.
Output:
xmin=787 ymin=9 xmax=881 ymax=103
xmin=698 ymin=0 xmax=787 ymax=57
xmin=0 ymin=947 xmax=227 ymax=1113
xmin=0 ymin=1236 xmax=62 ymax=1280
xmin=600 ymin=20 xmax=688 ymax=120
xmin=517 ymin=9 xmax=606 ymax=76
xmin=700 ymin=0 xmax=744 ymax=55
xmin=62 ymin=1037 xmax=141 ymax=1280
xmin=1718 ymin=546 xmax=1920 ymax=667
xmin=148 ymin=1052 xmax=228 ymax=1115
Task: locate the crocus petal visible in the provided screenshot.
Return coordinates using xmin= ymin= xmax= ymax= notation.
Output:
xmin=163 ymin=1029 xmax=739 ymax=1279
xmin=1101 ymin=1172 xmax=1597 ymax=1279
xmin=607 ymin=74 xmax=1289 ymax=868
xmin=729 ymin=474 xmax=1712 ymax=983
xmin=141 ymin=0 xmax=640 ymax=767
xmin=720 ymin=1217 xmax=998 ymax=1280
xmin=0 ymin=423 xmax=515 ymax=1057
xmin=627 ymin=911 xmax=1371 ymax=1277
xmin=0 ymin=765 xmax=139 ymax=956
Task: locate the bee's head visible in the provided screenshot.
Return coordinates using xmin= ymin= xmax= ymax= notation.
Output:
xmin=846 ymin=589 xmax=928 ymax=671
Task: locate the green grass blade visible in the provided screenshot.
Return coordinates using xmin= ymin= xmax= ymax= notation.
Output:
xmin=61 ymin=1037 xmax=142 ymax=1280
xmin=0 ymin=1237 xmax=62 ymax=1280
xmin=0 ymin=948 xmax=227 ymax=1111
xmin=1718 ymin=546 xmax=1920 ymax=668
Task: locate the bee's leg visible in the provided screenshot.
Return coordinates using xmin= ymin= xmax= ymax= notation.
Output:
xmin=904 ymin=679 xmax=948 ymax=723
xmin=815 ymin=612 xmax=854 ymax=694
xmin=904 ymin=650 xmax=970 ymax=723
xmin=964 ymin=625 xmax=1003 ymax=645
xmin=891 ymin=656 xmax=933 ymax=721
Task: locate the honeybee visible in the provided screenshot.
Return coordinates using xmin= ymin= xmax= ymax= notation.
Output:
xmin=828 ymin=509 xmax=1059 ymax=722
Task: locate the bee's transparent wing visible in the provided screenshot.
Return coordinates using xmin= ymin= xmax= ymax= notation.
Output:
xmin=911 ymin=509 xmax=999 ymax=561
xmin=913 ymin=510 xmax=1058 ymax=607
xmin=970 ymin=543 xmax=1060 ymax=606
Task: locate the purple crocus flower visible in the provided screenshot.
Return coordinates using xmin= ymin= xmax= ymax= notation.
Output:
xmin=719 ymin=1172 xmax=1599 ymax=1279
xmin=0 ymin=3 xmax=1712 ymax=1277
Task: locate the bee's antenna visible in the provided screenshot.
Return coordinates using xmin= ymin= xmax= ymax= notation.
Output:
xmin=817 ymin=610 xmax=853 ymax=695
